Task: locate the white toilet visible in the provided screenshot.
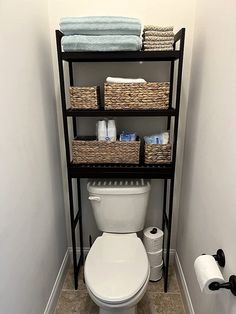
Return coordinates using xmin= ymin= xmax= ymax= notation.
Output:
xmin=85 ymin=179 xmax=151 ymax=314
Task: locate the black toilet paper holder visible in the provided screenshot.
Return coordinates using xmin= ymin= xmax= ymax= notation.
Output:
xmin=202 ymin=249 xmax=236 ymax=296
xmin=209 ymin=275 xmax=236 ymax=296
xmin=203 ymin=249 xmax=225 ymax=267
xmin=212 ymin=249 xmax=225 ymax=267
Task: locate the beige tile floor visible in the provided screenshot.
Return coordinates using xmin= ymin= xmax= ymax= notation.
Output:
xmin=55 ymin=264 xmax=185 ymax=314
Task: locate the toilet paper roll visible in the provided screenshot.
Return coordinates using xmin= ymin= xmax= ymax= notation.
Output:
xmin=147 ymin=250 xmax=163 ymax=267
xmin=194 ymin=255 xmax=225 ymax=294
xmin=150 ymin=261 xmax=163 ymax=281
xmin=143 ymin=227 xmax=164 ymax=252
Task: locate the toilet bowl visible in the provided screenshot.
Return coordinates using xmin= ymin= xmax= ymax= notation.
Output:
xmin=85 ymin=233 xmax=150 ymax=314
xmin=86 ymin=179 xmax=151 ymax=314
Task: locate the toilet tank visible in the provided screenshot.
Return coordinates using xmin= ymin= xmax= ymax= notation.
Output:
xmin=87 ymin=179 xmax=151 ymax=233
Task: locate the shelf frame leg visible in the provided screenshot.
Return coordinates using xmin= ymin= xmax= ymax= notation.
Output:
xmin=164 ymin=28 xmax=185 ymax=292
xmin=69 ymin=60 xmax=84 ymax=266
xmin=56 ymin=31 xmax=84 ymax=289
xmin=164 ymin=178 xmax=174 ymax=292
xmin=68 ymin=176 xmax=78 ymax=289
xmin=77 ymin=178 xmax=84 ymax=265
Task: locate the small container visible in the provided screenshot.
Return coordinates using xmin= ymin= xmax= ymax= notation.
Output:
xmin=107 ymin=120 xmax=116 ymax=141
xmin=72 ymin=136 xmax=140 ymax=164
xmin=119 ymin=132 xmax=137 ymax=142
xmin=69 ymin=86 xmax=100 ymax=109
xmin=97 ymin=120 xmax=107 ymax=141
xmin=150 ymin=261 xmax=163 ymax=282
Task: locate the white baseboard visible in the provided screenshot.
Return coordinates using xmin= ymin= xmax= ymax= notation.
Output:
xmin=68 ymin=246 xmax=90 ymax=261
xmin=165 ymin=248 xmax=176 ymax=262
xmin=175 ymin=253 xmax=195 ymax=314
xmin=44 ymin=249 xmax=70 ymax=314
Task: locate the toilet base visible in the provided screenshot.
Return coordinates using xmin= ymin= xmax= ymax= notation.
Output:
xmin=100 ymin=305 xmax=137 ymax=314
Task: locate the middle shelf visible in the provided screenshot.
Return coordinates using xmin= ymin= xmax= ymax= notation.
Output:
xmin=69 ymin=163 xmax=174 ymax=179
xmin=66 ymin=107 xmax=176 ymax=117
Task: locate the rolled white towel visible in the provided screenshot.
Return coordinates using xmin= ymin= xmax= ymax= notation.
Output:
xmin=106 ymin=76 xmax=146 ymax=84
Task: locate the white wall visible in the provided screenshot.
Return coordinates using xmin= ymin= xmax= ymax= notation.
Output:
xmin=0 ymin=1 xmax=67 ymax=313
xmin=48 ymin=0 xmax=196 ymax=248
xmin=177 ymin=0 xmax=236 ymax=313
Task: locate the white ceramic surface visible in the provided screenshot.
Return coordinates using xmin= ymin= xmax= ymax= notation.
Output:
xmin=85 ymin=233 xmax=149 ymax=303
xmin=86 ymin=266 xmax=150 ymax=313
xmin=87 ymin=179 xmax=151 ymax=233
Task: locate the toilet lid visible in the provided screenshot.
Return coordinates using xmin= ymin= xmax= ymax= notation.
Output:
xmin=84 ymin=233 xmax=149 ymax=304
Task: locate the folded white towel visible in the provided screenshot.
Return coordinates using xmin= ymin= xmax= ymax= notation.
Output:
xmin=106 ymin=77 xmax=146 ymax=84
xmin=144 ymin=25 xmax=174 ymax=32
xmin=144 ymin=42 xmax=173 ymax=48
xmin=144 ymin=36 xmax=174 ymax=43
xmin=144 ymin=47 xmax=173 ymax=51
xmin=144 ymin=31 xmax=174 ymax=37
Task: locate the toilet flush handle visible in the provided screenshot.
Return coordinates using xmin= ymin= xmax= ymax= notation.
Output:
xmin=88 ymin=196 xmax=101 ymax=202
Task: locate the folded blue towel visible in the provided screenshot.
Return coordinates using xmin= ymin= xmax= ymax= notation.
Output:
xmin=60 ymin=16 xmax=142 ymax=36
xmin=61 ymin=35 xmax=142 ymax=52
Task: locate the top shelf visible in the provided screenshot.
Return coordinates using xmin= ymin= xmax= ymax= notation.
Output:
xmin=57 ymin=28 xmax=185 ymax=62
xmin=61 ymin=50 xmax=181 ymax=62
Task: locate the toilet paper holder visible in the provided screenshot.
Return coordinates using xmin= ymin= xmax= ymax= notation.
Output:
xmin=209 ymin=275 xmax=236 ymax=296
xmin=203 ymin=249 xmax=225 ymax=267
xmin=212 ymin=249 xmax=225 ymax=267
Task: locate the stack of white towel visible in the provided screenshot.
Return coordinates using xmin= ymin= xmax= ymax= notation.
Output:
xmin=142 ymin=25 xmax=174 ymax=51
xmin=60 ymin=16 xmax=142 ymax=52
xmin=106 ymin=77 xmax=146 ymax=84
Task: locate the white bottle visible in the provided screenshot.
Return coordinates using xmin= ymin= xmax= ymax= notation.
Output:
xmin=107 ymin=119 xmax=117 ymax=141
xmin=97 ymin=120 xmax=107 ymax=141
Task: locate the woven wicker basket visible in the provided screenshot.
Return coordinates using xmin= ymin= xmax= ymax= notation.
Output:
xmin=145 ymin=143 xmax=171 ymax=164
xmin=69 ymin=86 xmax=100 ymax=109
xmin=104 ymin=82 xmax=169 ymax=110
xmin=72 ymin=137 xmax=140 ymax=164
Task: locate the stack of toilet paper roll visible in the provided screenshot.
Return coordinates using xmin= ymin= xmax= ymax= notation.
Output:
xmin=143 ymin=227 xmax=164 ymax=281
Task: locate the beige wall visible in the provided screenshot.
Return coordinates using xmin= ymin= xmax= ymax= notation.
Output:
xmin=48 ymin=0 xmax=196 ymax=248
xmin=177 ymin=0 xmax=236 ymax=313
xmin=0 ymin=1 xmax=67 ymax=313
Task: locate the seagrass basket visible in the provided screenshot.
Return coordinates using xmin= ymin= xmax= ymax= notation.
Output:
xmin=69 ymin=86 xmax=100 ymax=109
xmin=72 ymin=137 xmax=140 ymax=164
xmin=104 ymin=82 xmax=169 ymax=110
xmin=145 ymin=143 xmax=171 ymax=164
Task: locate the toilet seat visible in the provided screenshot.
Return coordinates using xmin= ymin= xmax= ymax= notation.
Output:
xmin=84 ymin=233 xmax=149 ymax=305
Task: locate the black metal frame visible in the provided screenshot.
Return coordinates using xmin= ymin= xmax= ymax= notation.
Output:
xmin=56 ymin=28 xmax=185 ymax=292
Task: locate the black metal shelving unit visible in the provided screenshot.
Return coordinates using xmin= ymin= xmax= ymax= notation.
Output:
xmin=56 ymin=28 xmax=185 ymax=292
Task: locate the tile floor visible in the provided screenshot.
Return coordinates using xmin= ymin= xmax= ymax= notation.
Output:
xmin=55 ymin=264 xmax=185 ymax=314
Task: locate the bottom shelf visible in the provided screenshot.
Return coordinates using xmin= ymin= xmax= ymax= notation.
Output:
xmin=69 ymin=163 xmax=174 ymax=178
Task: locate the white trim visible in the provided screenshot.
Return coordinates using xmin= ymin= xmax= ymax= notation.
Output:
xmin=44 ymin=249 xmax=70 ymax=314
xmin=165 ymin=248 xmax=176 ymax=259
xmin=175 ymin=253 xmax=195 ymax=314
xmin=68 ymin=246 xmax=90 ymax=259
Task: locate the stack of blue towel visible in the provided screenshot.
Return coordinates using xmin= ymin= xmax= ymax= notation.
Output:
xmin=60 ymin=16 xmax=142 ymax=52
